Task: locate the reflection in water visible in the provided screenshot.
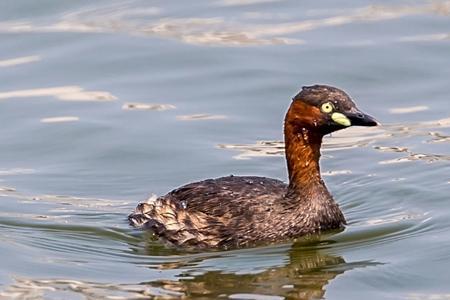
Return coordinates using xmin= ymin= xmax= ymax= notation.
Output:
xmin=176 ymin=114 xmax=227 ymax=121
xmin=375 ymin=141 xmax=450 ymax=164
xmin=399 ymin=33 xmax=450 ymax=42
xmin=0 ymin=55 xmax=40 ymax=67
xmin=0 ymin=242 xmax=376 ymax=299
xmin=428 ymin=132 xmax=450 ymax=143
xmin=408 ymin=293 xmax=450 ymax=300
xmin=0 ymin=1 xmax=448 ymax=46
xmin=218 ymin=140 xmax=284 ymax=159
xmin=388 ymin=105 xmax=429 ymax=114
xmin=40 ymin=116 xmax=80 ymax=123
xmin=217 ymin=126 xmax=387 ymax=159
xmin=420 ymin=117 xmax=450 ymax=128
xmin=0 ymin=86 xmax=117 ymax=102
xmin=150 ymin=246 xmax=354 ymax=299
xmin=0 ymin=187 xmax=130 ymax=214
xmin=217 ymin=0 xmax=281 ymax=7
xmin=122 ymin=102 xmax=176 ymax=111
xmin=0 ymin=278 xmax=182 ymax=300
xmin=218 ymin=119 xmax=450 ymax=166
xmin=379 ymin=153 xmax=450 ymax=164
xmin=0 ymin=168 xmax=35 ymax=176
xmin=322 ymin=170 xmax=352 ymax=176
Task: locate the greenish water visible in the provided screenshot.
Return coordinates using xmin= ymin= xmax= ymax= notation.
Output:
xmin=0 ymin=0 xmax=449 ymax=299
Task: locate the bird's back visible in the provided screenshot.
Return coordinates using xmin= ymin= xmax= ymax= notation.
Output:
xmin=128 ymin=175 xmax=288 ymax=249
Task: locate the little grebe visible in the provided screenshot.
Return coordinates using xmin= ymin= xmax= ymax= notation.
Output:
xmin=129 ymin=85 xmax=378 ymax=249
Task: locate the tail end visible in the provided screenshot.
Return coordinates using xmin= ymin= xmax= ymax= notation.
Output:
xmin=128 ymin=195 xmax=158 ymax=228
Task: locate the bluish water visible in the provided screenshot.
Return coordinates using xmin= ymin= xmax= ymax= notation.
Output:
xmin=0 ymin=0 xmax=449 ymax=299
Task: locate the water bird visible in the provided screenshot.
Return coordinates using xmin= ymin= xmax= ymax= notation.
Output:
xmin=129 ymin=85 xmax=378 ymax=249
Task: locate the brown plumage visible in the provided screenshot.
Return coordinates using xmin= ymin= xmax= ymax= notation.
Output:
xmin=129 ymin=85 xmax=378 ymax=249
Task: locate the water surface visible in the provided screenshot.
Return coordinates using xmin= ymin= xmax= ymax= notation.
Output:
xmin=0 ymin=0 xmax=449 ymax=299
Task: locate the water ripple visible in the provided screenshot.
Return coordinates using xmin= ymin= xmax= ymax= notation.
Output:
xmin=0 ymin=1 xmax=448 ymax=46
xmin=0 ymin=86 xmax=117 ymax=102
xmin=218 ymin=117 xmax=450 ymax=161
xmin=0 ymin=278 xmax=182 ymax=300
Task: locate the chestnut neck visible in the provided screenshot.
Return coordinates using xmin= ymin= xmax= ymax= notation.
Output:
xmin=284 ymin=107 xmax=324 ymax=193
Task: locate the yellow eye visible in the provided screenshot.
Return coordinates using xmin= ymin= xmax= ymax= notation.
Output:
xmin=321 ymin=102 xmax=334 ymax=113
